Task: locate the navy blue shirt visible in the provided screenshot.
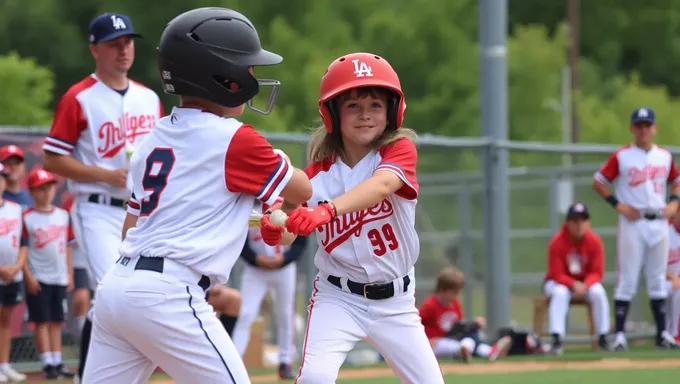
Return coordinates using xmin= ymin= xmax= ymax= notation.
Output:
xmin=3 ymin=190 xmax=33 ymax=210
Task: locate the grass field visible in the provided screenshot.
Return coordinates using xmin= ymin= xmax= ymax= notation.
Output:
xmin=24 ymin=343 xmax=680 ymax=383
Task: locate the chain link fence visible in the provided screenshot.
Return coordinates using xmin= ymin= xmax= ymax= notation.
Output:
xmin=0 ymin=126 xmax=675 ymax=370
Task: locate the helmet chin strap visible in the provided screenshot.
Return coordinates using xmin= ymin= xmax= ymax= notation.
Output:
xmin=246 ymin=79 xmax=281 ymax=115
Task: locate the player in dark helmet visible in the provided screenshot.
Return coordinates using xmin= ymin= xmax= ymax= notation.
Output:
xmin=157 ymin=7 xmax=283 ymax=114
xmin=80 ymin=7 xmax=313 ymax=384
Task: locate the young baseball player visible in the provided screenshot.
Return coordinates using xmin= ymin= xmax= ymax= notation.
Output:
xmin=62 ymin=199 xmax=91 ymax=337
xmin=261 ymin=52 xmax=444 ymax=383
xmin=42 ymin=12 xmax=163 ymax=381
xmin=206 ymin=285 xmax=241 ymax=337
xmin=543 ymin=203 xmax=611 ymax=354
xmin=419 ymin=267 xmax=512 ymax=363
xmin=232 ymin=199 xmax=308 ymax=379
xmin=81 ymin=8 xmax=312 ymax=384
xmin=593 ymin=107 xmax=680 ymax=350
xmin=21 ymin=169 xmax=75 ymax=379
xmin=665 ymin=212 xmax=680 ymax=343
xmin=0 ymin=145 xmax=33 ymax=209
xmin=0 ymin=164 xmax=27 ymax=382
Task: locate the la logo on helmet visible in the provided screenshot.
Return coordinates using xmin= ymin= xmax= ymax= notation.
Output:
xmin=352 ymin=59 xmax=373 ymax=78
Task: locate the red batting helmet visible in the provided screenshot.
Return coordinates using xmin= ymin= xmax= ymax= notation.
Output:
xmin=318 ymin=52 xmax=406 ymax=134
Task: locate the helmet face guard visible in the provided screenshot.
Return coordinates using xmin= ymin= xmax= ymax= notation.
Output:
xmin=247 ymin=79 xmax=281 ymax=115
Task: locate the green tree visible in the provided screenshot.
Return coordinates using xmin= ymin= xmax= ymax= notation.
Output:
xmin=0 ymin=52 xmax=55 ymax=126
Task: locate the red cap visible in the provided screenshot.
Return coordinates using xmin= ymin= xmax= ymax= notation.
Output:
xmin=27 ymin=169 xmax=56 ymax=189
xmin=0 ymin=145 xmax=24 ymax=162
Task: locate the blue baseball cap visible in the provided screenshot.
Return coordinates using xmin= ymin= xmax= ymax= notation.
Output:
xmin=88 ymin=13 xmax=142 ymax=44
xmin=631 ymin=107 xmax=655 ymax=124
xmin=566 ymin=202 xmax=589 ymax=220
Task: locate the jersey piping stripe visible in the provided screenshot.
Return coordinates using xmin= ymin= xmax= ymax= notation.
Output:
xmin=44 ymin=136 xmax=75 ymax=155
xmin=294 ymin=276 xmax=319 ymax=383
xmin=257 ymin=156 xmax=289 ymax=203
xmin=186 ymin=286 xmax=236 ymax=383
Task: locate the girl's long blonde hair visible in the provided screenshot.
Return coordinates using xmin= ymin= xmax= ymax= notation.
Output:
xmin=307 ymin=87 xmax=418 ymax=163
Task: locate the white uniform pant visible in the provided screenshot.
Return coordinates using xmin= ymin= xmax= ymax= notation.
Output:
xmin=231 ymin=263 xmax=296 ymax=364
xmin=544 ymin=280 xmax=610 ymax=336
xmin=666 ymin=281 xmax=680 ymax=337
xmin=82 ymin=258 xmax=249 ymax=384
xmin=295 ymin=274 xmax=444 ymax=384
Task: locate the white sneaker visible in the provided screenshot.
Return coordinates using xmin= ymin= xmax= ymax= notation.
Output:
xmin=0 ymin=372 xmax=8 ymax=383
xmin=1 ymin=368 xmax=25 ymax=383
xmin=73 ymin=375 xmax=80 ymax=384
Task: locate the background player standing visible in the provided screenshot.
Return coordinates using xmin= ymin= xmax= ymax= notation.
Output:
xmin=232 ymin=199 xmax=308 ymax=379
xmin=419 ymin=268 xmax=512 ymax=363
xmin=42 ymin=12 xmax=163 ymax=381
xmin=665 ymin=212 xmax=680 ymax=343
xmin=263 ymin=52 xmax=444 ymax=384
xmin=0 ymin=164 xmax=27 ymax=383
xmin=593 ymin=107 xmax=680 ymax=350
xmin=543 ymin=203 xmax=610 ymax=353
xmin=21 ymin=169 xmax=75 ymax=379
xmin=0 ymin=146 xmax=33 ymax=209
xmin=81 ymin=7 xmax=312 ymax=384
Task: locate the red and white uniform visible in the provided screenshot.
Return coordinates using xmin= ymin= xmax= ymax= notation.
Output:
xmin=121 ymin=107 xmax=292 ymax=284
xmin=43 ymin=74 xmax=163 ymax=288
xmin=86 ymin=107 xmax=291 ymax=384
xmin=306 ymin=138 xmax=418 ymax=283
xmin=594 ymin=144 xmax=678 ymax=302
xmin=543 ymin=227 xmax=610 ymax=336
xmin=297 ymin=138 xmax=443 ymax=384
xmin=22 ymin=207 xmax=75 ymax=286
xmin=43 ymin=74 xmax=163 ymax=199
xmin=666 ymin=223 xmax=680 ymax=337
xmin=419 ymin=295 xmax=464 ymax=339
xmin=0 ymin=201 xmax=23 ymax=285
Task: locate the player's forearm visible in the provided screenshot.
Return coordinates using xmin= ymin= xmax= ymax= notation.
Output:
xmin=592 ymin=179 xmax=612 ymax=199
xmin=122 ymin=213 xmax=138 ymax=241
xmin=66 ymin=246 xmax=73 ymax=276
xmin=15 ymin=247 xmax=27 ymax=271
xmin=43 ymin=152 xmax=109 ymax=183
xmin=280 ymin=169 xmax=313 ymax=205
xmin=332 ymin=174 xmax=400 ymax=216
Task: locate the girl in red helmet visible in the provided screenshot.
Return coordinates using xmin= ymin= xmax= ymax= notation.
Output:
xmin=260 ymin=52 xmax=444 ymax=383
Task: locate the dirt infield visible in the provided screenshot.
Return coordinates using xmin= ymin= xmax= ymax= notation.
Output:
xmin=147 ymin=357 xmax=680 ymax=383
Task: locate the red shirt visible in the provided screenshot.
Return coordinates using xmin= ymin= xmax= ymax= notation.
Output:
xmin=544 ymin=225 xmax=604 ymax=288
xmin=419 ymin=294 xmax=464 ymax=339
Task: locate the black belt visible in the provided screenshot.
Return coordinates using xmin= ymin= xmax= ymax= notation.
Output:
xmin=327 ymin=275 xmax=410 ymax=300
xmin=118 ymin=256 xmax=210 ymax=291
xmin=643 ymin=213 xmax=662 ymax=220
xmin=88 ymin=194 xmax=128 ymax=208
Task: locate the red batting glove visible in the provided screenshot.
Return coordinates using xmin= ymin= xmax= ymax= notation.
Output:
xmin=285 ymin=203 xmax=337 ymax=236
xmin=260 ymin=214 xmax=284 ymax=246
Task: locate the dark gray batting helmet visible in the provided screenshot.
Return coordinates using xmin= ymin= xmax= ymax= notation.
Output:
xmin=157 ymin=7 xmax=282 ymax=114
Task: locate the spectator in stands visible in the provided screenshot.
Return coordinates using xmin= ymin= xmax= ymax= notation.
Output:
xmin=419 ymin=267 xmax=512 ymax=363
xmin=0 ymin=163 xmax=27 ymax=382
xmin=0 ymin=145 xmax=33 ymax=209
xmin=543 ymin=202 xmax=611 ymax=354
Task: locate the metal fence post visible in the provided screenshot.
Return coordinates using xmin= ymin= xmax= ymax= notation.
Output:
xmin=458 ymin=185 xmax=474 ymax=318
xmin=480 ymin=0 xmax=512 ymax=335
xmin=548 ymin=175 xmax=559 ymax=234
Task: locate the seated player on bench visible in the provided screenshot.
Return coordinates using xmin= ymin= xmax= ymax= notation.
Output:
xmin=543 ymin=203 xmax=611 ymax=354
xmin=419 ymin=267 xmax=512 ymax=363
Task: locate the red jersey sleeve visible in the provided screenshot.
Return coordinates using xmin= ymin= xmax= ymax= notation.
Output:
xmin=547 ymin=239 xmax=576 ymax=288
xmin=43 ymin=92 xmax=88 ymax=156
xmin=376 ymin=138 xmax=419 ymax=200
xmin=584 ymin=232 xmax=604 ymax=287
xmin=158 ymin=100 xmax=166 ymax=119
xmin=225 ymin=125 xmax=293 ymax=206
xmin=668 ymin=156 xmax=680 ymax=185
xmin=595 ymin=152 xmax=619 ymax=184
xmin=418 ymin=296 xmax=440 ymax=337
xmin=67 ymin=216 xmax=76 ymax=246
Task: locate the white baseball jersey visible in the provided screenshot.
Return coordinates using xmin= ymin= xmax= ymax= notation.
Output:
xmin=304 ymin=137 xmax=419 ymax=283
xmin=669 ymin=222 xmax=680 ymax=278
xmin=0 ymin=201 xmax=24 ymax=284
xmin=22 ymin=207 xmax=75 ymax=285
xmin=120 ymin=107 xmax=293 ymax=285
xmin=595 ymin=144 xmax=680 ymax=210
xmin=43 ymin=74 xmax=164 ymax=199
